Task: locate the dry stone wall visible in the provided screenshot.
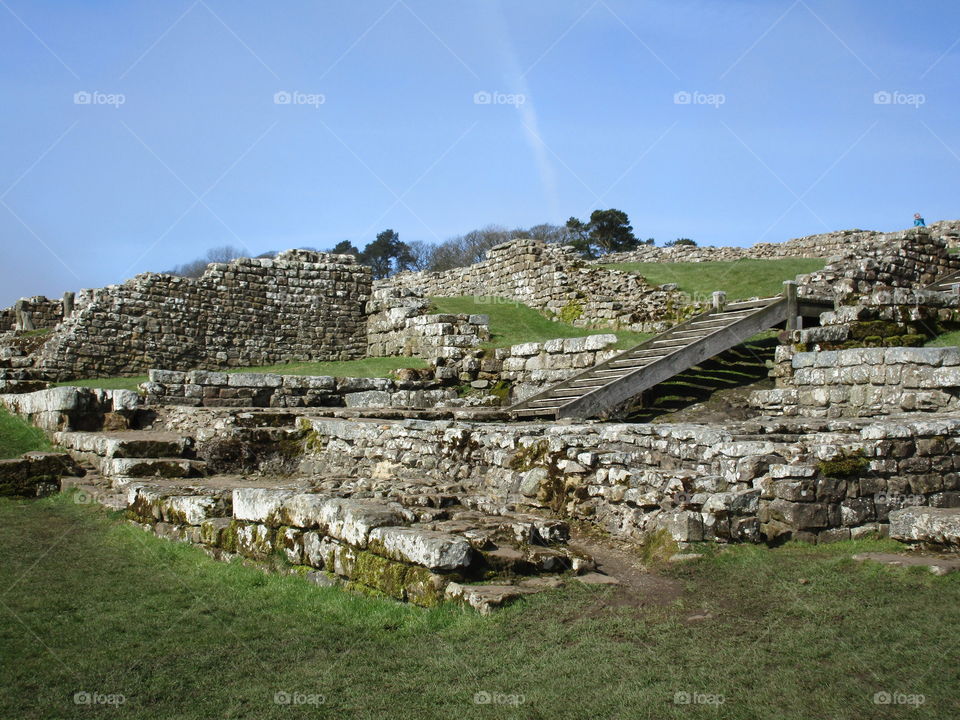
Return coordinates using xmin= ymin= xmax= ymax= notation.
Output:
xmin=794 ymin=287 xmax=960 ymax=352
xmin=297 ymin=413 xmax=960 ymax=545
xmin=0 ymin=309 xmax=14 ymax=332
xmin=751 ymin=346 xmax=960 ymax=417
xmin=140 ymin=369 xmax=456 ymax=410
xmin=34 ymin=250 xmax=370 ymax=380
xmin=599 ymin=229 xmax=881 ymax=264
xmin=447 ymin=334 xmax=621 ymax=402
xmin=795 ymin=228 xmax=959 ymax=299
xmin=389 ymin=238 xmax=695 ymax=331
xmin=0 ymin=386 xmax=140 ymax=432
xmin=365 ymin=287 xmax=490 ymax=359
xmin=0 ymin=296 xmax=65 ymax=332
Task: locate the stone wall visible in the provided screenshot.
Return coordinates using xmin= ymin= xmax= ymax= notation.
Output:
xmin=388 ymin=238 xmax=695 ymax=331
xmin=0 ymin=296 xmax=65 ymax=332
xmin=140 ymin=369 xmax=457 ymax=410
xmin=34 ymin=250 xmax=371 ymax=380
xmin=0 ymin=386 xmax=141 ymax=432
xmin=0 ymin=451 xmax=82 ymax=497
xmin=751 ymin=346 xmax=960 ymax=417
xmin=794 ymin=287 xmax=960 ymax=351
xmin=795 ymin=228 xmax=959 ymax=299
xmin=599 ymin=229 xmax=881 ymax=264
xmin=365 ymin=287 xmax=490 ymax=359
xmin=448 ymin=334 xmax=620 ymax=401
xmin=296 ymin=413 xmax=960 ymax=544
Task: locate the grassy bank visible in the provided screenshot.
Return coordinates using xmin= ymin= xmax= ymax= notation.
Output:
xmin=603 ymin=258 xmax=826 ymax=301
xmin=0 ymin=408 xmax=50 ymax=459
xmin=430 ymin=296 xmax=650 ymax=349
xmin=1 ymin=494 xmax=957 ymax=719
xmin=926 ymin=330 xmax=960 ymax=348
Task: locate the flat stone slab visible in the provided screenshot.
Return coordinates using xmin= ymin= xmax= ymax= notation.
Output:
xmin=56 ymin=430 xmax=192 ymax=459
xmin=444 ymin=582 xmax=540 ymax=614
xmin=574 ymin=572 xmax=621 ymax=585
xmin=368 ymin=526 xmax=473 ymax=571
xmin=889 ymin=507 xmax=960 ymax=546
xmin=852 ymin=552 xmax=960 ymax=576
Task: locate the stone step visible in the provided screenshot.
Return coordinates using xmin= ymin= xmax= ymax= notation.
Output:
xmin=100 ymin=457 xmax=207 ymax=479
xmin=55 ymin=430 xmax=194 ymax=459
xmin=60 ymin=476 xmax=127 ymax=511
xmin=889 ymin=507 xmax=960 ymax=546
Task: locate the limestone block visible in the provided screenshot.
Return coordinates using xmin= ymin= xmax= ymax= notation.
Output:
xmin=227 ymin=373 xmax=283 ymax=388
xmin=344 ymin=390 xmax=392 ymax=407
xmin=368 ymin=527 xmax=473 ymax=570
xmin=889 ymin=507 xmax=960 ymax=545
xmin=232 ymin=488 xmax=294 ymax=523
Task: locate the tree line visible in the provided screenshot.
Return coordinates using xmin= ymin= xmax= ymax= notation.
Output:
xmin=163 ymin=208 xmax=696 ymax=280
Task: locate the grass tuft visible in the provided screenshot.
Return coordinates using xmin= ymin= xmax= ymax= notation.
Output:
xmin=0 ymin=408 xmax=51 ymax=459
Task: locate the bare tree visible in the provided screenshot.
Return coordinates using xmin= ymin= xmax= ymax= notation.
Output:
xmin=165 ymin=245 xmax=246 ymax=278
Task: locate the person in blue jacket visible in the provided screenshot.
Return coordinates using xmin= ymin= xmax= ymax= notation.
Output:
xmin=914 ymin=213 xmax=926 ymax=227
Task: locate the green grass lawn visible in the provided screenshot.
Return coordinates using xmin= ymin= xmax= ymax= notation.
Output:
xmin=0 ymin=408 xmax=51 ymax=459
xmin=431 ymin=296 xmax=650 ymax=349
xmin=602 ymin=258 xmax=826 ymax=301
xmin=926 ymin=330 xmax=960 ymax=348
xmin=2 ymin=494 xmax=958 ymax=719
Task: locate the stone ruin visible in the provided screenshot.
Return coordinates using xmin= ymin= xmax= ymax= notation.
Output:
xmin=3 ymin=223 xmax=960 ymax=611
xmin=30 ymin=249 xmax=369 ymax=381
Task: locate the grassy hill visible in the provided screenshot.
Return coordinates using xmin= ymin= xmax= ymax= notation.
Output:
xmin=602 ymin=258 xmax=826 ymax=301
xmin=430 ymin=296 xmax=649 ymax=349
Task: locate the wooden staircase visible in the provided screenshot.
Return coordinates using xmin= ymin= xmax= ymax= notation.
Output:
xmin=510 ymin=283 xmax=832 ymax=420
xmin=926 ymin=270 xmax=960 ymax=294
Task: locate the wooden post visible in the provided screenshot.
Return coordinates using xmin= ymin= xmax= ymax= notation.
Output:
xmin=712 ymin=291 xmax=726 ymax=312
xmin=783 ymin=280 xmax=798 ymax=331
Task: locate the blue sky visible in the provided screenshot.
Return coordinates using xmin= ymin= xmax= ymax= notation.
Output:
xmin=1 ymin=0 xmax=958 ymax=307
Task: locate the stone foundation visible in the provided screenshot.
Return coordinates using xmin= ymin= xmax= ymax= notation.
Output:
xmin=140 ymin=369 xmax=457 ymax=410
xmin=753 ymin=346 xmax=960 ymax=417
xmin=286 ymin=413 xmax=960 ymax=545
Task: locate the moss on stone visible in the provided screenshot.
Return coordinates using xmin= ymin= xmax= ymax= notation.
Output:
xmin=559 ymin=299 xmax=584 ymax=325
xmin=508 ymin=440 xmax=550 ymax=472
xmin=817 ymin=449 xmax=869 ymax=478
xmin=348 ymin=550 xmax=445 ymax=606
